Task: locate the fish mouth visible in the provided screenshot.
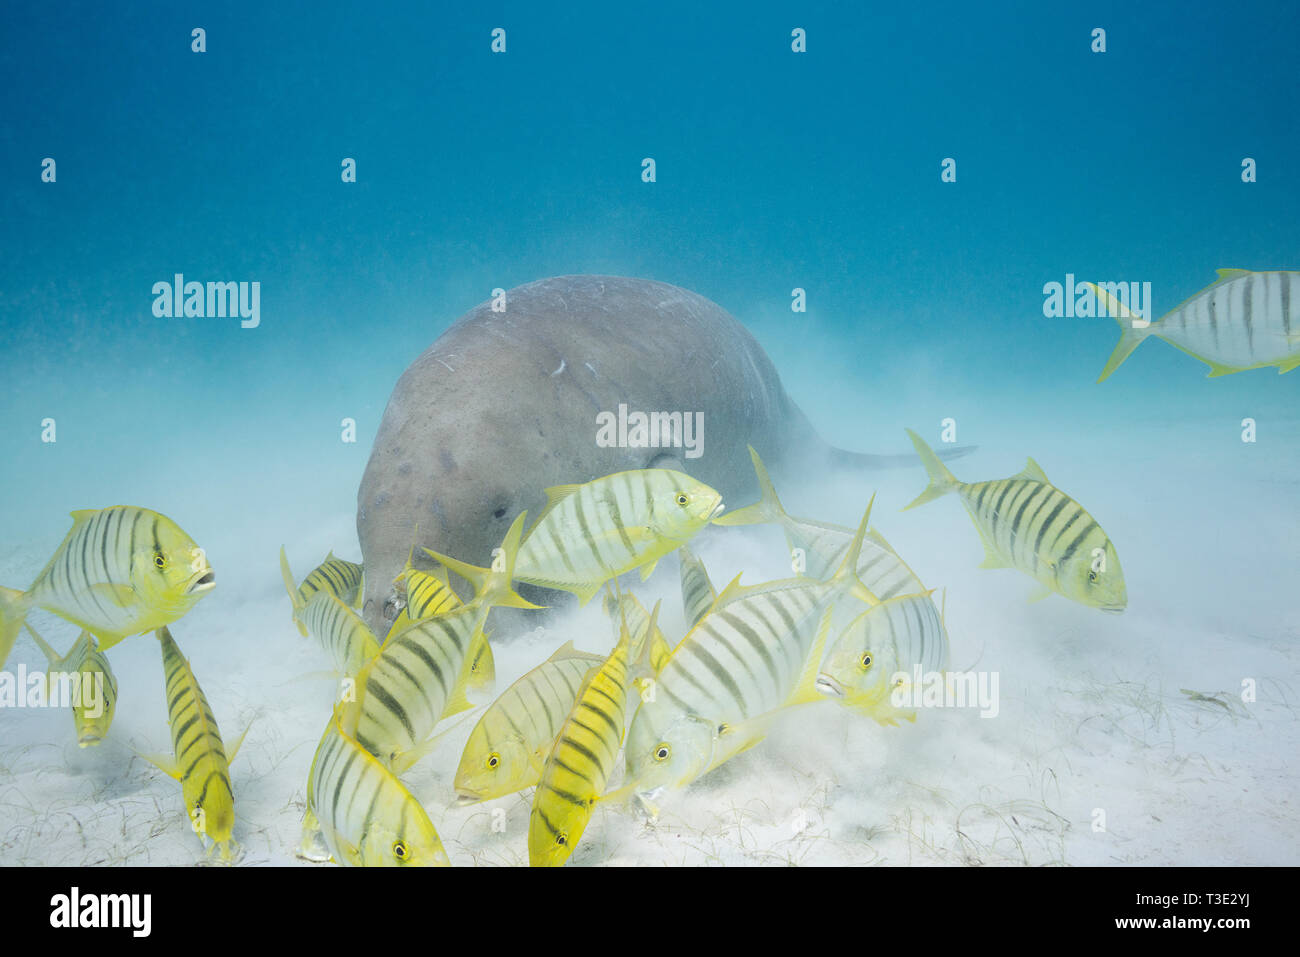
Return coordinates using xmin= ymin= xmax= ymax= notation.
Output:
xmin=815 ymin=674 xmax=845 ymax=699
xmin=1099 ymin=605 xmax=1126 ymax=615
xmin=709 ymin=502 xmax=726 ymax=520
xmin=455 ymin=791 xmax=482 ymax=807
xmin=188 ymin=570 xmax=216 ymax=594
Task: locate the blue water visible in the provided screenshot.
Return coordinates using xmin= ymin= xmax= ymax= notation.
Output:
xmin=1 ymin=2 xmax=1297 ymax=866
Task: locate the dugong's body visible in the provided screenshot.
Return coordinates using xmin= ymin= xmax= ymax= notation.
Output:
xmin=358 ymin=275 xmax=918 ymax=634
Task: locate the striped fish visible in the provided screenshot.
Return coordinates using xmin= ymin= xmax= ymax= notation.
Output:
xmin=622 ymin=502 xmax=876 ymax=804
xmin=142 ymin=626 xmax=247 ymax=864
xmin=904 ymin=430 xmax=1126 ymax=611
xmin=23 ymin=623 xmax=118 ymax=747
xmin=816 ymin=591 xmax=951 ymax=726
xmin=389 ymin=549 xmax=495 ymax=699
xmin=528 ymin=602 xmax=659 ymax=867
xmin=433 ymin=470 xmax=723 ymax=606
xmin=279 ymin=547 xmax=364 ymax=636
xmin=0 ymin=507 xmax=215 ymax=664
xmin=352 ymin=513 xmax=534 ymax=772
xmin=1091 ymin=269 xmax=1300 ymax=381
xmin=678 ymin=545 xmax=717 ymax=628
xmin=294 ymin=591 xmax=383 ymax=679
xmin=714 ymin=447 xmax=927 ymax=599
xmin=304 ymin=700 xmax=450 ymax=867
xmin=601 ymin=590 xmax=674 ymax=673
xmin=454 ymin=640 xmax=605 ymax=805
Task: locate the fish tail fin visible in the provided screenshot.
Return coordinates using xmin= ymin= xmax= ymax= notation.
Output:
xmin=0 ymin=587 xmax=33 ymax=670
xmin=711 ymin=446 xmax=787 ymax=527
xmin=1087 ymin=281 xmax=1154 ymax=382
xmin=902 ymin=429 xmax=960 ymax=509
xmin=22 ymin=621 xmax=60 ymax=666
xmin=425 ymin=511 xmax=543 ymax=611
xmin=830 ymin=497 xmax=880 ymax=607
xmin=279 ymin=547 xmax=307 ymax=636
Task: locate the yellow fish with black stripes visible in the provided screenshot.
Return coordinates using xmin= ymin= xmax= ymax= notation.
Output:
xmin=23 ymin=623 xmax=118 ymax=747
xmin=279 ymin=547 xmax=364 ymax=636
xmin=352 ymin=512 xmax=537 ymax=772
xmin=528 ymin=600 xmax=660 ymax=867
xmin=454 ymin=640 xmax=606 ymax=805
xmin=284 ymin=584 xmax=383 ymax=680
xmin=816 ymin=590 xmax=951 ymax=726
xmin=904 ymin=430 xmax=1126 ymax=611
xmin=1090 ymin=269 xmax=1300 ymax=381
xmin=389 ymin=543 xmax=494 ymax=697
xmin=302 ymin=698 xmax=451 ymax=867
xmin=141 ymin=626 xmax=248 ymax=864
xmin=0 ymin=507 xmax=215 ymax=667
xmin=433 ymin=469 xmax=723 ymax=606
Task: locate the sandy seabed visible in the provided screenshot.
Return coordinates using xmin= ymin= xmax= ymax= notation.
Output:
xmin=2 ymin=419 xmax=1295 ymax=867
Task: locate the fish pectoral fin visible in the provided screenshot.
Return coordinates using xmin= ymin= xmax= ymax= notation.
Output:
xmin=90 ymin=583 xmax=137 ymax=608
xmin=1026 ymin=585 xmax=1054 ymax=603
xmin=638 ymin=557 xmax=660 ymax=582
xmin=136 ymin=750 xmax=181 ymax=780
xmin=787 ymin=609 xmax=835 ymax=707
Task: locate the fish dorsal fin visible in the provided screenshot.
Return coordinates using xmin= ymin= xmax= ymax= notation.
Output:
xmin=531 ymin=484 xmax=582 ymax=531
xmin=69 ymin=509 xmax=99 ymax=524
xmin=1216 ymin=268 xmax=1253 ymax=282
xmin=1014 ymin=457 xmax=1049 ymax=485
xmin=546 ymin=639 xmax=601 ymax=663
xmin=714 ymin=572 xmax=747 ymax=607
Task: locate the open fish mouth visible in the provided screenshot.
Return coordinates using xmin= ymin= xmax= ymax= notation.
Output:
xmin=815 ymin=674 xmax=845 ymax=698
xmin=188 ymin=570 xmax=216 ymax=593
xmin=709 ymin=502 xmax=726 ymax=520
xmin=1099 ymin=605 xmax=1126 ymax=614
xmin=455 ymin=791 xmax=481 ymax=807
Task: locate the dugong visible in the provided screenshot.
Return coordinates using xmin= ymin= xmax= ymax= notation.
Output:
xmin=357 ymin=275 xmax=958 ymax=634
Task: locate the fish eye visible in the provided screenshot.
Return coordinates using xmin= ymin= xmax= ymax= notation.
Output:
xmin=487 ymin=752 xmax=500 ymax=769
xmin=675 ymin=493 xmax=689 ymax=506
xmin=153 ymin=553 xmax=167 ymax=569
xmin=860 ymin=653 xmax=873 ymax=670
xmin=393 ymin=840 xmax=409 ymax=860
xmin=556 ymin=832 xmax=568 ymax=847
xmin=654 ymin=744 xmax=671 ymax=761
xmin=1088 ymin=570 xmax=1099 ymax=583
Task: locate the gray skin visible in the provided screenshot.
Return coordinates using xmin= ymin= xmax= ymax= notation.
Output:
xmin=357 ymin=275 xmax=964 ymax=636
